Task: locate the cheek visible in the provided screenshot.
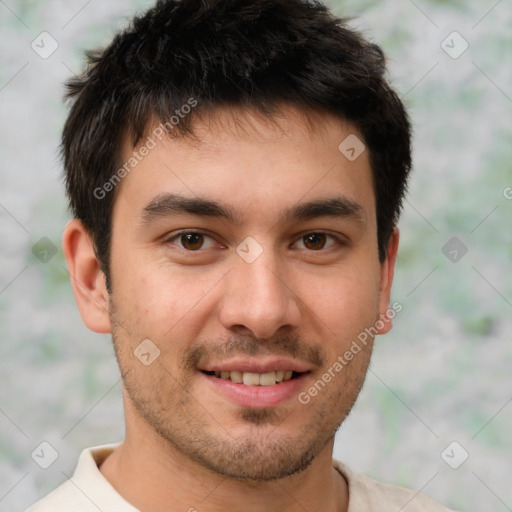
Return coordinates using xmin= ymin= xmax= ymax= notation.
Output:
xmin=118 ymin=260 xmax=221 ymax=340
xmin=301 ymin=262 xmax=381 ymax=335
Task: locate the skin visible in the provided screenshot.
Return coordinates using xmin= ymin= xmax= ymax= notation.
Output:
xmin=63 ymin=105 xmax=399 ymax=512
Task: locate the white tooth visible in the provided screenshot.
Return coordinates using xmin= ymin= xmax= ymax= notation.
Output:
xmin=215 ymin=371 xmax=221 ymax=378
xmin=275 ymin=370 xmax=285 ymax=383
xmin=221 ymin=371 xmax=230 ymax=379
xmin=283 ymin=370 xmax=293 ymax=381
xmin=243 ymin=372 xmax=260 ymax=386
xmin=259 ymin=372 xmax=276 ymax=386
xmin=230 ymin=371 xmax=243 ymax=383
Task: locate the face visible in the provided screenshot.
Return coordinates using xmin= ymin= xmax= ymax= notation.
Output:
xmin=105 ymin=106 xmax=395 ymax=481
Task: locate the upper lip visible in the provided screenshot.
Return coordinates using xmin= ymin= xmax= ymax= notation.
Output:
xmin=200 ymin=357 xmax=312 ymax=374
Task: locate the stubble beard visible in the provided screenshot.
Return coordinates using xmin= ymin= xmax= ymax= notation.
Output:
xmin=109 ymin=303 xmax=373 ymax=482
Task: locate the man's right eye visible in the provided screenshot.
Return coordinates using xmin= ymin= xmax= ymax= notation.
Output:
xmin=166 ymin=231 xmax=218 ymax=251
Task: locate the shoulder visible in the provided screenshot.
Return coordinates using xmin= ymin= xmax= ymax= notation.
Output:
xmin=25 ymin=479 xmax=97 ymax=512
xmin=333 ymin=460 xmax=455 ymax=512
xmin=25 ymin=444 xmax=137 ymax=512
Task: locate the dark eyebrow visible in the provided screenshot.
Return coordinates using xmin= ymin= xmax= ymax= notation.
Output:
xmin=141 ymin=193 xmax=366 ymax=226
xmin=281 ymin=197 xmax=367 ymax=226
xmin=141 ymin=193 xmax=242 ymax=225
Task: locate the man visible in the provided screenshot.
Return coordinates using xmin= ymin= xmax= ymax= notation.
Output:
xmin=27 ymin=0 xmax=452 ymax=510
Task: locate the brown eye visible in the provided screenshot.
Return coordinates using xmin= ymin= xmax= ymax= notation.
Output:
xmin=180 ymin=233 xmax=205 ymax=250
xmin=294 ymin=232 xmax=342 ymax=251
xmin=167 ymin=231 xmax=219 ymax=252
xmin=302 ymin=233 xmax=327 ymax=250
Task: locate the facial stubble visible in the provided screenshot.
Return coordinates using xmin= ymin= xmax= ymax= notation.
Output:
xmin=109 ymin=298 xmax=373 ymax=482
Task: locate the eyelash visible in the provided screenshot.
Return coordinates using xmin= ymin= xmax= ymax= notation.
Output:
xmin=165 ymin=230 xmax=346 ymax=252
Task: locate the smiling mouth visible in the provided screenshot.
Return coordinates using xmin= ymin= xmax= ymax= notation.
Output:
xmin=201 ymin=370 xmax=305 ymax=386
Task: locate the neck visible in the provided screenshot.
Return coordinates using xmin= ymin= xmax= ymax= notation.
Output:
xmin=100 ymin=420 xmax=348 ymax=512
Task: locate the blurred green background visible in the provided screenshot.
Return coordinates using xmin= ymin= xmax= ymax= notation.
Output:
xmin=0 ymin=1 xmax=511 ymax=511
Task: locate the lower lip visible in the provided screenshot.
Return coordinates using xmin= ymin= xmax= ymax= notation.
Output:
xmin=201 ymin=372 xmax=308 ymax=409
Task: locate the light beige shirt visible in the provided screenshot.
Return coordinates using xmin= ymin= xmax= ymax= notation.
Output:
xmin=26 ymin=444 xmax=453 ymax=511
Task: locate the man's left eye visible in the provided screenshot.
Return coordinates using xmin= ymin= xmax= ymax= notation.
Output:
xmin=294 ymin=232 xmax=340 ymax=251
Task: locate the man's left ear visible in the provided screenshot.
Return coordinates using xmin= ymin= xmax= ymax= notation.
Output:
xmin=376 ymin=227 xmax=399 ymax=335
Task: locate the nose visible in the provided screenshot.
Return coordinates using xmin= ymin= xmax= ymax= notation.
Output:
xmin=218 ymin=248 xmax=301 ymax=340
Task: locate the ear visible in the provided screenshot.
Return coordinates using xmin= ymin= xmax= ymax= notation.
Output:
xmin=375 ymin=227 xmax=399 ymax=335
xmin=62 ymin=219 xmax=111 ymax=333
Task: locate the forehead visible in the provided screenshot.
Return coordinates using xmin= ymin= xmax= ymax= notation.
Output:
xmin=113 ymin=104 xmax=375 ymax=226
